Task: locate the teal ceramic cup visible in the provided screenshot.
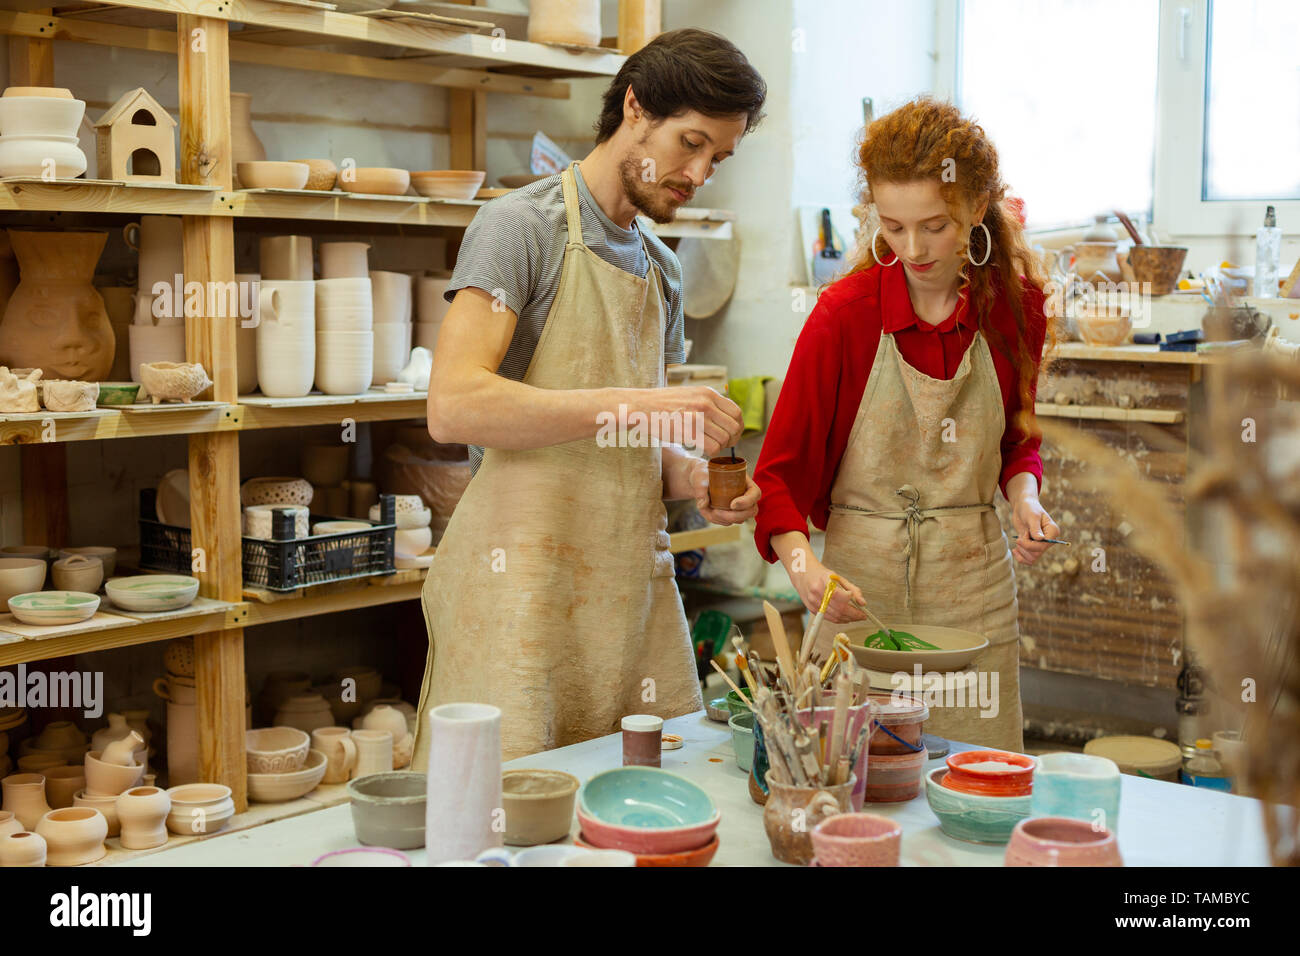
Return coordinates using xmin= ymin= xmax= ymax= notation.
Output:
xmin=1030 ymin=752 xmax=1122 ymax=833
xmin=728 ymin=711 xmax=754 ymax=772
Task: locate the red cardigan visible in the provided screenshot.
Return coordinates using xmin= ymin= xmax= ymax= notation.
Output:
xmin=753 ymin=263 xmax=1048 ymax=563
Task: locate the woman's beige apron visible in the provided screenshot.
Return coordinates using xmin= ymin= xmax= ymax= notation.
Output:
xmin=412 ymin=163 xmax=702 ymax=767
xmin=821 ymin=331 xmax=1024 ymax=752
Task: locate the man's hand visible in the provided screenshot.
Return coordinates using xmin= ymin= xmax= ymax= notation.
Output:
xmin=632 ymin=386 xmax=744 ymax=457
xmin=687 ymin=456 xmax=760 ymax=524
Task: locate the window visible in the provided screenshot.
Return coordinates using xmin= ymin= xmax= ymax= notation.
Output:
xmin=1203 ymin=0 xmax=1300 ymax=201
xmin=955 ymin=0 xmax=1160 ymax=230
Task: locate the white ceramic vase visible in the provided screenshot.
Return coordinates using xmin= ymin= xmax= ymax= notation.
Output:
xmin=424 ymin=702 xmax=502 ymax=865
xmin=256 ymin=279 xmax=315 ymax=397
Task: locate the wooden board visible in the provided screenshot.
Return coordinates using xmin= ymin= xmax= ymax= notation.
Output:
xmin=103 ymin=595 xmax=243 ymax=624
xmin=0 ymin=609 xmax=138 ymax=641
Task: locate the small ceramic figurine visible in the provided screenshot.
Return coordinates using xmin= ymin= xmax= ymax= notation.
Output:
xmin=396 ymin=347 xmax=432 ymax=391
xmin=0 ymin=365 xmax=40 ymax=412
xmin=138 ymin=361 xmax=212 ymax=404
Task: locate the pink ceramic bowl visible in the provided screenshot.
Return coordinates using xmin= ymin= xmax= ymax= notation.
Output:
xmin=576 ymin=805 xmax=719 ymax=855
xmin=1004 ymin=816 xmax=1123 ymax=867
xmin=811 ymin=812 xmax=902 ymax=867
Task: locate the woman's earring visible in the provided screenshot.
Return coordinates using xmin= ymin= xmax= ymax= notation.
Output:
xmin=967 ymin=221 xmax=992 ymax=266
xmin=871 ymin=226 xmax=899 ymax=266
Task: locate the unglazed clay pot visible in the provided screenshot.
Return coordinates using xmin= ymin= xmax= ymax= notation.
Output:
xmin=116 ymin=786 xmax=170 ymax=850
xmin=41 ymin=378 xmax=98 ymax=411
xmin=73 ymin=789 xmax=120 ymax=837
xmin=84 ymin=749 xmax=144 ymax=796
xmin=763 ymin=772 xmax=856 ymax=866
xmin=138 ymin=361 xmax=212 ymax=404
xmin=51 ymin=554 xmax=103 ymax=593
xmin=0 ymin=830 xmax=46 ymax=866
xmin=351 ymin=729 xmax=393 ymax=778
xmin=0 ymin=810 xmax=22 ymax=838
xmin=36 ymin=806 xmax=107 ymax=866
xmin=255 ymin=669 xmax=312 ymax=725
xmin=101 ymin=730 xmax=145 ymax=767
xmin=229 ymin=93 xmax=266 ymax=188
xmin=254 ymin=281 xmax=314 ymax=397
xmin=274 ymin=693 xmax=335 ymax=734
xmin=90 ymin=713 xmax=132 ymax=754
xmin=258 ymin=236 xmax=312 ymax=282
xmin=165 ymin=783 xmax=234 ymax=835
xmin=1 ymin=772 xmax=51 ymax=829
xmin=43 ymin=765 xmax=86 ymax=809
xmin=0 ymin=364 xmax=40 ymax=411
xmin=0 ymin=230 xmax=114 ymax=381
xmin=348 ymin=771 xmax=426 ymax=850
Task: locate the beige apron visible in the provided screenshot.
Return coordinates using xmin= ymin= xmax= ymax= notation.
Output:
xmin=821 ymin=331 xmax=1024 ymax=752
xmin=412 ymin=163 xmax=702 ymax=767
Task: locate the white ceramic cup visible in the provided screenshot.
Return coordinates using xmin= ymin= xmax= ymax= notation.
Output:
xmin=315 ymin=277 xmax=373 ymax=330
xmin=395 ymin=526 xmax=433 ymax=559
xmin=370 ymin=271 xmax=413 ymax=324
xmin=316 ymin=330 xmax=373 ymax=395
xmin=318 ymin=242 xmax=371 ymax=279
xmin=351 ymin=729 xmax=393 ymax=778
xmin=372 ymin=322 xmax=412 ymax=385
xmin=312 ymin=727 xmax=358 ymax=784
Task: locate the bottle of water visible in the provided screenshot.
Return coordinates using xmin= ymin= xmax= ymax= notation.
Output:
xmin=1255 ymin=205 xmax=1281 ymax=298
xmin=1181 ymin=738 xmax=1231 ymax=791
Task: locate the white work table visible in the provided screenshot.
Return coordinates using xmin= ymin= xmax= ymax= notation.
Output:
xmin=122 ymin=712 xmax=1273 ymax=867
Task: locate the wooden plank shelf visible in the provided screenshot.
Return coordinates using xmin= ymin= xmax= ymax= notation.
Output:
xmin=1034 ymin=402 xmax=1186 ymax=424
xmin=0 ymin=403 xmax=241 ymax=445
xmin=236 ymin=389 xmax=427 ymax=428
xmin=0 ymin=598 xmax=247 ymax=666
xmin=1052 ymin=343 xmax=1216 ymax=365
xmin=668 ymin=524 xmax=742 ymax=552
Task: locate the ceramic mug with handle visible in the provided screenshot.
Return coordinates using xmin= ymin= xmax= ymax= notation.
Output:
xmin=312 ymin=726 xmax=358 ymax=784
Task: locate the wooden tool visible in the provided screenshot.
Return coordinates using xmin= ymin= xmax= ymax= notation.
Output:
xmin=826 ymin=672 xmax=850 ymax=774
xmin=764 ymin=600 xmax=799 ymax=689
xmin=1012 ymin=535 xmax=1071 ymax=546
xmin=709 ymin=659 xmax=750 ymax=708
xmin=799 ymin=576 xmax=839 ymax=666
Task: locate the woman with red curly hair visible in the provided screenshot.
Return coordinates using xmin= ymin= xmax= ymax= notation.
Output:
xmin=754 ymin=98 xmax=1060 ymax=751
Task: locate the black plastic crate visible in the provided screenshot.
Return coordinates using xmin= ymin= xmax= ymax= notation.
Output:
xmin=139 ymin=489 xmax=397 ymax=592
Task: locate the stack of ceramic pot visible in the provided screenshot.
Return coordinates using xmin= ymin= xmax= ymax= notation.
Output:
xmin=245 ymin=727 xmax=327 ymax=803
xmin=415 ymin=274 xmax=451 ymax=353
xmin=370 ymin=271 xmax=413 ymax=384
xmin=153 ymin=645 xmax=198 ymax=785
xmin=0 ymin=86 xmax=88 ymax=179
xmin=359 ymin=705 xmax=414 ymax=770
xmin=371 ymin=493 xmax=433 ymax=567
xmin=125 ymin=216 xmax=186 ymax=386
xmin=257 ymin=236 xmax=315 ymax=398
xmin=316 ymin=242 xmax=373 ymax=395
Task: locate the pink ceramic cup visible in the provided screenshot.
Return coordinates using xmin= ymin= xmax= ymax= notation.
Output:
xmin=1004 ymin=816 xmax=1123 ymax=867
xmin=810 ymin=812 xmax=902 ymax=867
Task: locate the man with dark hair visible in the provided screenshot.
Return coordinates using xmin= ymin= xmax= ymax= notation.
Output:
xmin=412 ymin=29 xmax=768 ymax=764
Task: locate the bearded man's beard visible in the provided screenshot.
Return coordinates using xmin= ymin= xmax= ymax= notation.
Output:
xmin=617 ymin=155 xmax=694 ymax=224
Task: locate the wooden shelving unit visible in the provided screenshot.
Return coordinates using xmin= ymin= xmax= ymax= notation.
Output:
xmin=0 ymin=0 xmax=670 ymax=811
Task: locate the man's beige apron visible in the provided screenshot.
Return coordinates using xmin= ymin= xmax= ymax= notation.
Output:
xmin=821 ymin=330 xmax=1024 ymax=752
xmin=412 ymin=163 xmax=702 ymax=767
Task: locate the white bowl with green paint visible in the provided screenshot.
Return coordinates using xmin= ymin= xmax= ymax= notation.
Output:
xmin=105 ymin=575 xmax=199 ymax=612
xmin=7 ymin=591 xmax=100 ymax=626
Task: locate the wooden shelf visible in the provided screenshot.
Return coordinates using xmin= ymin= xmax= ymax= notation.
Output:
xmin=668 ymin=523 xmax=742 ymax=553
xmin=0 ymin=401 xmax=240 ymax=446
xmin=1053 ymin=343 xmax=1216 ymax=365
xmin=236 ymin=390 xmax=428 ymax=429
xmin=1034 ymin=401 xmax=1186 ymax=424
xmin=643 ymin=208 xmax=736 ymax=241
xmin=0 ymin=597 xmax=246 ymax=666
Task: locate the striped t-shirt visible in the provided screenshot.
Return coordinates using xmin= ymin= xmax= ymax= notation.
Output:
xmin=446 ymin=164 xmax=687 ymax=473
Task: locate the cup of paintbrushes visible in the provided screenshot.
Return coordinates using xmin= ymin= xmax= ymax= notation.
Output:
xmin=763 ymin=771 xmax=857 ymax=866
xmin=707 ymin=456 xmax=748 ymax=509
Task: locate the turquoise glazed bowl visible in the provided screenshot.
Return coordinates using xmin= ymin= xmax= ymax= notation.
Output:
xmin=728 ymin=711 xmax=754 ymax=772
xmin=576 ymin=767 xmax=719 ymax=855
xmin=924 ymin=766 xmax=1032 ymax=845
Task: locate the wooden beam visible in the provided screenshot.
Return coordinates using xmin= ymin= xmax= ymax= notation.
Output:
xmin=177 ymin=12 xmax=247 ymax=811
xmin=7 ymin=7 xmax=53 ymax=87
xmin=445 ymin=0 xmax=486 ymax=171
xmin=0 ymin=11 xmax=570 ymax=98
xmin=617 ymin=0 xmax=660 ymax=55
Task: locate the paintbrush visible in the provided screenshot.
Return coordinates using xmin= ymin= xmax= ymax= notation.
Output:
xmin=709 ymin=659 xmax=751 ymax=707
xmin=747 ymin=651 xmax=767 ymax=689
xmin=1012 ymin=535 xmax=1072 ymax=546
xmin=735 ymin=653 xmax=759 ymax=696
xmin=763 ymin=600 xmax=799 ymax=689
xmin=827 ymin=672 xmax=850 ymax=775
xmin=847 ymin=719 xmax=873 ymax=776
xmin=799 ymin=576 xmax=839 ymax=666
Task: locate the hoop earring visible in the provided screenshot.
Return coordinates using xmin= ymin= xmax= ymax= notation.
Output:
xmin=967 ymin=221 xmax=992 ymax=266
xmin=871 ymin=227 xmax=899 ymax=266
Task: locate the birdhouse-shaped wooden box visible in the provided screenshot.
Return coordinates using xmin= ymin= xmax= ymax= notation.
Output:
xmin=94 ymin=87 xmax=176 ymax=183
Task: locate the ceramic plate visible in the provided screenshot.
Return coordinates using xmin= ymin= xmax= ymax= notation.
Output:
xmin=8 ymin=590 xmax=100 ymax=626
xmin=845 ymin=623 xmax=990 ymax=673
xmin=105 ymin=575 xmax=199 ymax=612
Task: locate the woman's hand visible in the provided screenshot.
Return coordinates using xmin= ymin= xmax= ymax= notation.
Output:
xmin=689 ymin=457 xmax=759 ymax=524
xmin=789 ymin=558 xmax=868 ymax=625
xmin=1011 ymin=495 xmax=1060 ymax=565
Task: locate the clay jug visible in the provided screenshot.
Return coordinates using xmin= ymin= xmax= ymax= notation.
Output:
xmin=92 ymin=713 xmax=131 ymax=753
xmin=1 ymin=772 xmax=51 ymax=829
xmin=101 ymin=729 xmax=144 ymax=767
xmin=230 ymin=93 xmax=266 ymax=188
xmin=762 ymin=772 xmax=856 ymax=866
xmin=0 ymin=230 xmax=114 ymax=381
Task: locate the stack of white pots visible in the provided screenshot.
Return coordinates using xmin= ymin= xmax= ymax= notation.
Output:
xmin=370 ymin=271 xmax=413 ymax=384
xmin=415 ymin=274 xmax=451 ymax=353
xmin=125 ymin=215 xmax=186 ymax=384
xmin=257 ymin=235 xmax=315 ymax=398
xmin=316 ymin=242 xmax=374 ymax=395
xmin=0 ymin=86 xmax=88 ymax=179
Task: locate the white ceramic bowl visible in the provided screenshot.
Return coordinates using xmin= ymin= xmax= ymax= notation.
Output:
xmin=7 ymin=591 xmax=99 ymax=626
xmin=369 ymin=504 xmax=431 ymax=529
xmin=316 ymin=331 xmax=373 ymax=395
xmin=105 ymin=575 xmax=199 ymax=613
xmin=165 ymin=783 xmax=234 ymax=835
xmin=0 ymin=134 xmax=86 ymax=178
xmin=395 ymin=527 xmax=433 ymax=559
xmin=245 ymin=726 xmax=311 ymax=773
xmin=0 ymin=558 xmax=47 ymax=605
xmin=247 ymin=749 xmax=328 ymax=802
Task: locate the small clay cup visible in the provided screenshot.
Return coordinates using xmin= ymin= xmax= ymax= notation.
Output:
xmin=1127 ymin=245 xmax=1188 ymax=296
xmin=707 ymin=456 xmax=748 ymax=509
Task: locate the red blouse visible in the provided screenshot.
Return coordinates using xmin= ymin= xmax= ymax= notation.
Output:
xmin=753 ymin=262 xmax=1048 ymax=563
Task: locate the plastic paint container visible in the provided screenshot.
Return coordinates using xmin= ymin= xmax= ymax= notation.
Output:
xmin=864 ymin=749 xmax=928 ymax=802
xmin=867 ymin=693 xmax=929 ymax=756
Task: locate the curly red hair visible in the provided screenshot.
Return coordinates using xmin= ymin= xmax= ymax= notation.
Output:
xmin=848 ymin=97 xmax=1056 ymax=440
